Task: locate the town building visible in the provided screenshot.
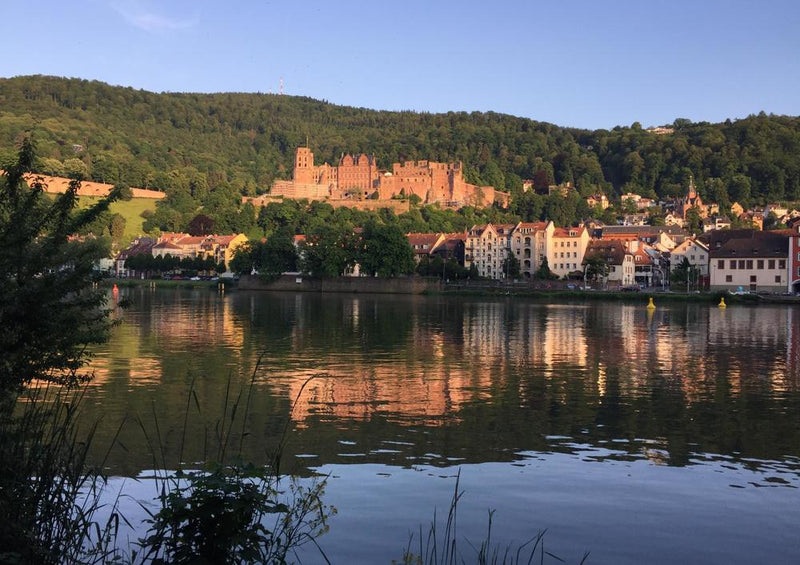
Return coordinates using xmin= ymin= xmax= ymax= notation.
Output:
xmin=586 ymin=194 xmax=609 ymax=210
xmin=465 ymin=224 xmax=504 ymax=279
xmin=465 ymin=221 xmax=589 ymax=280
xmin=598 ymin=225 xmax=687 ymax=247
xmin=583 ymin=240 xmax=635 ymax=287
xmin=117 ymin=233 xmax=248 ymax=276
xmin=547 ymin=226 xmax=590 ymax=278
xmin=510 ymin=222 xmax=549 ymax=279
xmin=407 ymin=233 xmax=447 ymax=263
xmin=114 ymin=236 xmax=156 ymax=278
xmin=702 ymin=216 xmax=731 ymax=232
xmin=707 ymin=229 xmax=789 ymax=292
xmin=628 ymin=241 xmax=660 ymax=288
xmin=675 ymin=177 xmax=707 ymax=220
xmin=670 ymin=238 xmax=710 ymax=277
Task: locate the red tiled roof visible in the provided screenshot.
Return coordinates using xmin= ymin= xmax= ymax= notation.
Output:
xmin=553 ymin=227 xmax=586 ymax=237
xmin=583 ymin=240 xmax=629 ymax=265
xmin=516 ymin=222 xmax=547 ymax=230
xmin=176 ymin=236 xmax=207 ymax=246
xmin=153 ymin=241 xmax=182 ymax=250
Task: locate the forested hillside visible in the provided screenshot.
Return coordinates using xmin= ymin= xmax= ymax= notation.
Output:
xmin=2 ymin=75 xmax=799 ymax=210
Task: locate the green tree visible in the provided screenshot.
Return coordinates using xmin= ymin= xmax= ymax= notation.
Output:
xmin=0 ymin=138 xmax=119 ymax=399
xmin=357 ymin=222 xmax=415 ymax=277
xmin=685 ymin=207 xmax=703 ymax=234
xmin=501 ymin=249 xmax=520 ymax=279
xmin=533 ymin=257 xmax=558 ymax=280
xmin=670 ymin=256 xmax=699 ymax=288
xmin=584 ymin=255 xmax=609 ymax=282
xmin=300 ymin=224 xmax=357 ymax=277
xmin=258 ymin=226 xmax=298 ymax=277
xmin=109 ymin=213 xmax=126 ymax=245
xmin=188 ymin=213 xmax=215 ymax=236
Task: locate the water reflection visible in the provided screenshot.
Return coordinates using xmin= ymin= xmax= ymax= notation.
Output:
xmin=83 ymin=289 xmax=800 ymax=479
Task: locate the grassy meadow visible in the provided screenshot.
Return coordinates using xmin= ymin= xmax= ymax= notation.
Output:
xmin=77 ymin=196 xmax=158 ymax=242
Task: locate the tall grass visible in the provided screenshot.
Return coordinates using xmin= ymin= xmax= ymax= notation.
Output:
xmin=126 ymin=368 xmax=335 ymax=564
xmin=0 ymin=360 xmax=334 ymax=565
xmin=398 ymin=472 xmax=590 ymax=565
xmin=0 ymin=385 xmax=124 ymax=565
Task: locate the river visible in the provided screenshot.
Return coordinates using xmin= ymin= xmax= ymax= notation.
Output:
xmin=82 ymin=287 xmax=800 ymax=564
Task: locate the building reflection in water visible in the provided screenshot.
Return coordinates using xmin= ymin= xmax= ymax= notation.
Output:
xmin=83 ymin=291 xmax=800 ymax=472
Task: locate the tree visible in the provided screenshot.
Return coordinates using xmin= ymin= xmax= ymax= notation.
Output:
xmin=501 ymin=249 xmax=520 ymax=279
xmin=356 ymin=222 xmax=415 ymax=277
xmin=188 ymin=213 xmax=215 ymax=236
xmin=116 ymin=183 xmax=133 ymax=201
xmin=584 ymin=255 xmax=610 ymax=282
xmin=300 ymin=224 xmax=357 ymax=277
xmin=255 ymin=226 xmax=298 ymax=277
xmin=0 ymin=138 xmax=119 ymax=399
xmin=109 ymin=213 xmax=126 ymax=245
xmin=670 ymin=256 xmax=699 ymax=288
xmin=533 ymin=257 xmax=558 ymax=280
xmin=685 ymin=207 xmax=703 ymax=234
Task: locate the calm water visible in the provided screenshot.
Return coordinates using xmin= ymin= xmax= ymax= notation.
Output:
xmin=83 ymin=288 xmax=800 ymax=564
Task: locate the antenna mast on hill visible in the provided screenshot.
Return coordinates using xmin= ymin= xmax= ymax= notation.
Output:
xmin=279 ymin=77 xmax=284 ymax=95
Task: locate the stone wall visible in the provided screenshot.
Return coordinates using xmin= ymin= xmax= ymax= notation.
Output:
xmin=239 ymin=274 xmax=440 ymax=294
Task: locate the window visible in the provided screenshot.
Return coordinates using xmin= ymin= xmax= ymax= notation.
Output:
xmin=776 ymin=275 xmax=782 ymax=283
xmin=750 ymin=275 xmax=756 ymax=283
xmin=726 ymin=275 xmax=732 ymax=282
xmin=746 ymin=260 xmax=753 ymax=269
xmin=718 ymin=260 xmax=725 ymax=269
xmin=738 ymin=260 xmax=745 ymax=269
xmin=779 ymin=260 xmax=786 ymax=269
xmin=731 ymin=261 xmax=737 ymax=270
xmin=768 ymin=260 xmax=775 ymax=269
xmin=757 ymin=260 xmax=764 ymax=269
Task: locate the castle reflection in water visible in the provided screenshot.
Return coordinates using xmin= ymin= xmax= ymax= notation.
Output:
xmin=90 ymin=290 xmax=799 ymax=428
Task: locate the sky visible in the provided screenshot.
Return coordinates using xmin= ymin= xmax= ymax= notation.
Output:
xmin=4 ymin=0 xmax=800 ymax=130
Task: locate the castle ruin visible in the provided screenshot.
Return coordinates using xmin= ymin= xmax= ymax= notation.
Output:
xmin=269 ymin=147 xmax=509 ymax=208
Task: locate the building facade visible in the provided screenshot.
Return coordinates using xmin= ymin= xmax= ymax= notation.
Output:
xmin=707 ymin=230 xmax=789 ymax=292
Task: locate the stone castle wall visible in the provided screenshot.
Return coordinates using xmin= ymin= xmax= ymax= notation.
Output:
xmin=271 ymin=148 xmax=510 ymax=208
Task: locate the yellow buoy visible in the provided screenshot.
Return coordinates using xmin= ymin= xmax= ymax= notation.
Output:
xmin=718 ymin=297 xmax=727 ymax=308
xmin=646 ymin=297 xmax=656 ymax=310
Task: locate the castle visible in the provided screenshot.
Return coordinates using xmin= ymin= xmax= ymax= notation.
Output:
xmin=269 ymin=147 xmax=509 ymax=208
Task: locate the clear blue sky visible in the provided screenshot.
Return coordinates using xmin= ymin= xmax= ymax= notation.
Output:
xmin=5 ymin=0 xmax=799 ymax=129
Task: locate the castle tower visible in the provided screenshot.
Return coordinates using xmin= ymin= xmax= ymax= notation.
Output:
xmin=294 ymin=147 xmax=315 ymax=184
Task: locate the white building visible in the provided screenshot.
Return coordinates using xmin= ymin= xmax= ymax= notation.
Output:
xmin=708 ymin=230 xmax=789 ymax=292
xmin=670 ymin=238 xmax=710 ymax=277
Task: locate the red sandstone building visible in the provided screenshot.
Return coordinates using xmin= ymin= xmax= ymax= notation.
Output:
xmin=272 ymin=147 xmax=509 ymax=208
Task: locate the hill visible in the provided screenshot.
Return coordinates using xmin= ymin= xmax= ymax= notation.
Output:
xmin=1 ymin=75 xmax=799 ymax=212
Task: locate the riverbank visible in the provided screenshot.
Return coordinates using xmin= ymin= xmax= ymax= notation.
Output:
xmin=437 ymin=286 xmax=763 ymax=304
xmin=101 ymin=276 xmax=800 ymax=305
xmin=101 ymin=278 xmax=228 ymax=290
